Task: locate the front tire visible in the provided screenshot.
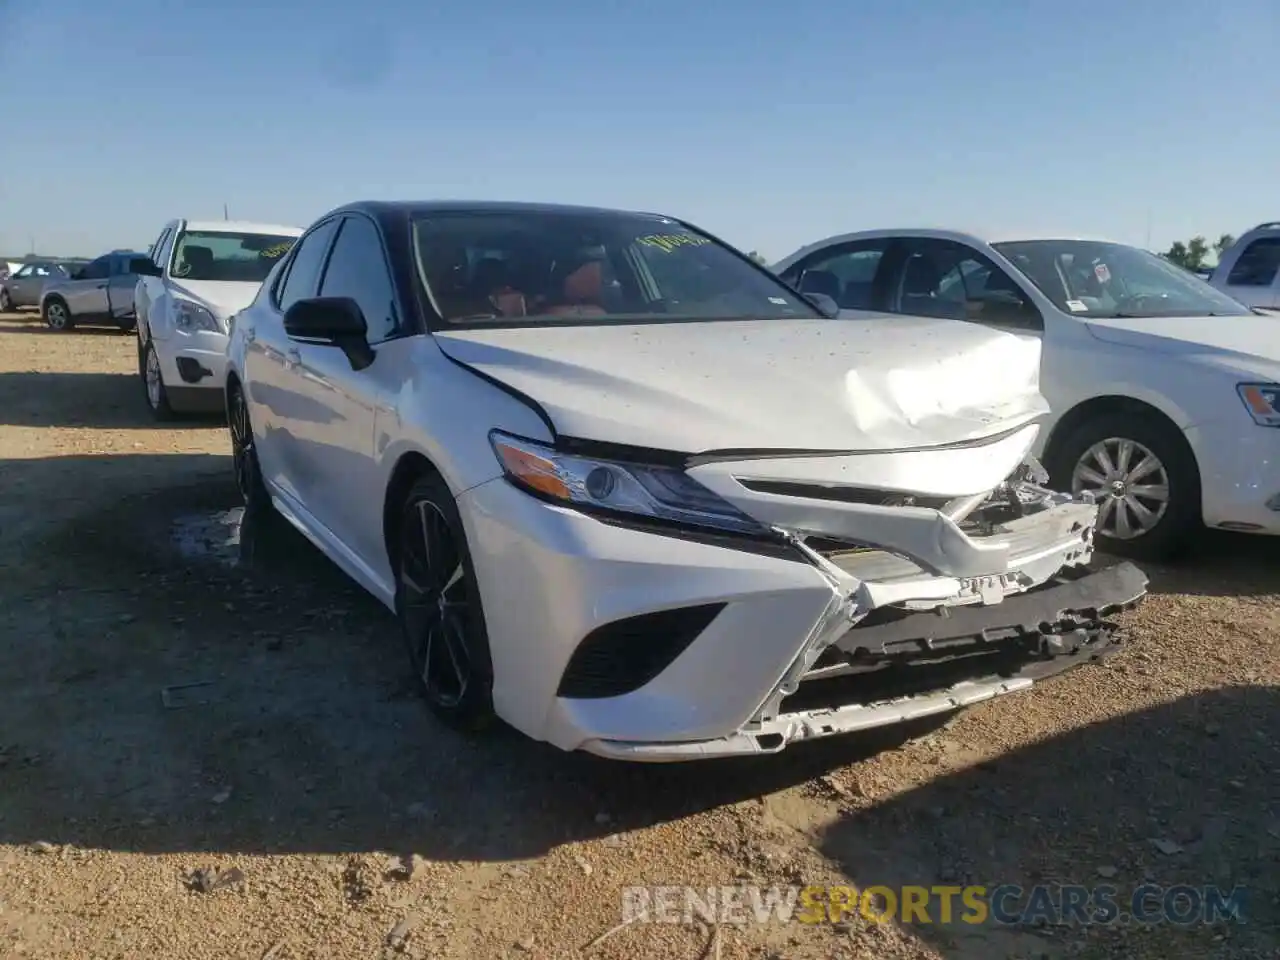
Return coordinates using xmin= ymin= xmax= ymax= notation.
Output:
xmin=1049 ymin=410 xmax=1200 ymax=561
xmin=228 ymin=381 xmax=270 ymax=516
xmin=394 ymin=472 xmax=495 ymax=730
xmin=141 ymin=338 xmax=175 ymax=421
xmin=43 ymin=298 xmax=74 ymax=331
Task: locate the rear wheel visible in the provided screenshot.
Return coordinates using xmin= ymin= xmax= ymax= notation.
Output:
xmin=0 ymin=288 xmax=12 ymax=312
xmin=43 ymin=298 xmax=73 ymax=331
xmin=1049 ymin=410 xmax=1200 ymax=561
xmin=394 ymin=472 xmax=495 ymax=729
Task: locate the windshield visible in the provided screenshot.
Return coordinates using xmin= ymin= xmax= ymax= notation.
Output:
xmin=992 ymin=239 xmax=1252 ymax=319
xmin=412 ymin=210 xmax=819 ymax=325
xmin=169 ymin=230 xmax=298 ymax=283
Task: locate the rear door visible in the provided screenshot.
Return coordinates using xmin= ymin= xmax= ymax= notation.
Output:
xmin=1217 ymin=236 xmax=1280 ymax=309
xmin=6 ymin=264 xmax=43 ymax=306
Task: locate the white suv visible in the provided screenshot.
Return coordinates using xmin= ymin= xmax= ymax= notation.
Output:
xmin=134 ymin=219 xmax=302 ymax=420
xmin=1210 ymin=222 xmax=1280 ymax=312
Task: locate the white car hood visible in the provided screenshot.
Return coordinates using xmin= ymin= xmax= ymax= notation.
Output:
xmin=167 ymin=279 xmax=262 ymax=319
xmin=1085 ymin=314 xmax=1280 ymax=368
xmin=434 ymin=316 xmax=1048 ymax=453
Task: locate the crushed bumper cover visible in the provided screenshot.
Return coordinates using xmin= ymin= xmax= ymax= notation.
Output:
xmin=580 ymin=561 xmax=1148 ymax=761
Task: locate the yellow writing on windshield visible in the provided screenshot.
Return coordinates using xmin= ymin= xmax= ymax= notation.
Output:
xmin=260 ymin=242 xmax=295 ymax=260
xmin=638 ymin=233 xmax=711 ymax=253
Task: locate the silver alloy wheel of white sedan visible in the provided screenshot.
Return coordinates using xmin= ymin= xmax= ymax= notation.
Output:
xmin=1070 ymin=437 xmax=1170 ymax=540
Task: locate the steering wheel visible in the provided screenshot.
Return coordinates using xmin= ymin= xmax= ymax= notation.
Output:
xmin=1113 ymin=291 xmax=1166 ymax=314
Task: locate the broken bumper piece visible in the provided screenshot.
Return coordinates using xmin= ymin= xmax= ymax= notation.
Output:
xmin=580 ymin=562 xmax=1148 ymax=762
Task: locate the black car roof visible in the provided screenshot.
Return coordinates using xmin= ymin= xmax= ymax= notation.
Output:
xmin=318 ymin=199 xmax=674 ymax=230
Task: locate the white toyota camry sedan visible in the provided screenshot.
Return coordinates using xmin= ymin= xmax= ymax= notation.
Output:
xmin=224 ymin=201 xmax=1146 ymax=761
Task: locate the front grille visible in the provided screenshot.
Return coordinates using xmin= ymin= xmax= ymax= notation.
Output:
xmin=737 ymin=479 xmax=953 ymax=511
xmin=556 ymin=603 xmax=726 ymax=699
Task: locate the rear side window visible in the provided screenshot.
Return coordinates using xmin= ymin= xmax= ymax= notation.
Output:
xmin=277 ymin=219 xmax=340 ymax=311
xmin=79 ymin=257 xmax=111 ymax=281
xmin=1225 ymin=237 xmax=1280 ymax=287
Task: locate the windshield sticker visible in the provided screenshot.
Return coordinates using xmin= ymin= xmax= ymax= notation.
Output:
xmin=768 ymin=297 xmax=787 ymax=304
xmin=1093 ymin=263 xmax=1111 ymax=284
xmin=259 ymin=242 xmax=294 ymax=260
xmin=638 ymin=233 xmax=711 ymax=253
xmin=1066 ymin=299 xmax=1089 ymax=312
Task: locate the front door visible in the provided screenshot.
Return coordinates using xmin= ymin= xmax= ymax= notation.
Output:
xmin=107 ymin=254 xmax=139 ymax=321
xmin=244 ymin=217 xmax=342 ymax=502
xmin=279 ymin=213 xmax=404 ymax=566
xmin=63 ymin=255 xmax=113 ymax=318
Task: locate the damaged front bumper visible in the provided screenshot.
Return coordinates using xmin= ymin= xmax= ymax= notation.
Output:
xmin=585 ymin=561 xmax=1147 ymax=760
xmin=460 ymin=454 xmax=1150 ymax=762
xmin=578 ymin=473 xmax=1149 ymax=762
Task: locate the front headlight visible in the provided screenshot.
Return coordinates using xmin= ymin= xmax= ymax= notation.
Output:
xmin=1237 ymin=383 xmax=1280 ymax=427
xmin=173 ymin=300 xmax=221 ymax=333
xmin=489 ymin=431 xmax=766 ymax=535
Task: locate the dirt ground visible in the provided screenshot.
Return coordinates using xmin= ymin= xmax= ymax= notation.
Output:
xmin=0 ymin=310 xmax=1277 ymax=960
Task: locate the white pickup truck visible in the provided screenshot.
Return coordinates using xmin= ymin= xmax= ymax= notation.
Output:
xmin=133 ymin=219 xmax=301 ymax=420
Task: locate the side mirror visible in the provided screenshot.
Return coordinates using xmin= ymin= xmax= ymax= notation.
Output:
xmin=129 ymin=257 xmax=162 ymax=277
xmin=283 ymin=296 xmax=375 ymax=371
xmin=804 ymin=292 xmax=839 ymax=317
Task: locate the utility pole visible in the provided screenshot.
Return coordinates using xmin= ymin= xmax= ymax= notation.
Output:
xmin=223 ymin=203 xmax=230 ymax=221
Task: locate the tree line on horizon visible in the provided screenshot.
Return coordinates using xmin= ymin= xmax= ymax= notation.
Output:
xmin=1162 ymin=234 xmax=1235 ymax=271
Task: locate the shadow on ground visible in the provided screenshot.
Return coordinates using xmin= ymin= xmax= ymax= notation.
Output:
xmin=0 ymin=455 xmax=935 ymax=866
xmin=0 ymin=369 xmax=157 ymax=429
xmin=817 ymin=687 xmax=1279 ymax=958
xmin=1133 ymin=530 xmax=1280 ymax=599
xmin=0 ymin=450 xmax=1275 ymax=935
xmin=0 ymin=312 xmax=132 ymax=336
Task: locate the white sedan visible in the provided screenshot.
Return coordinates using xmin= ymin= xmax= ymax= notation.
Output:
xmin=224 ymin=201 xmax=1145 ymax=761
xmin=774 ymin=229 xmax=1280 ymax=560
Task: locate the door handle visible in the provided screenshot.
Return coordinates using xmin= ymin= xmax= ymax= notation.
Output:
xmin=243 ymin=327 xmax=255 ymax=344
xmin=95 ymin=283 xmax=107 ymax=289
xmin=284 ymin=347 xmax=301 ymax=369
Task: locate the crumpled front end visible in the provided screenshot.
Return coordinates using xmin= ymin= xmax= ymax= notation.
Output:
xmin=579 ymin=444 xmax=1149 ymax=761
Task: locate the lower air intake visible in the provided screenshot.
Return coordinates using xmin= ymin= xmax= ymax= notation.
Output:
xmin=556 ymin=603 xmax=726 ymax=699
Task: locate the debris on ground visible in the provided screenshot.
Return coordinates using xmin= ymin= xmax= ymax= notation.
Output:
xmin=185 ymin=866 xmax=246 ymax=894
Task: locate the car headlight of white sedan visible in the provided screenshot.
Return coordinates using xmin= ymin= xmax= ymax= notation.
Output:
xmin=173 ymin=300 xmax=220 ymax=333
xmin=489 ymin=431 xmax=766 ymax=535
xmin=1237 ymin=383 xmax=1280 ymax=427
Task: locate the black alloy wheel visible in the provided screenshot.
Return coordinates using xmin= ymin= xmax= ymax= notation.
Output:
xmin=395 ymin=473 xmax=494 ymax=728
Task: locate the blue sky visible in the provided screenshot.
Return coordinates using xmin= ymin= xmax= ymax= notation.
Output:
xmin=2 ymin=0 xmax=1276 ymax=260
